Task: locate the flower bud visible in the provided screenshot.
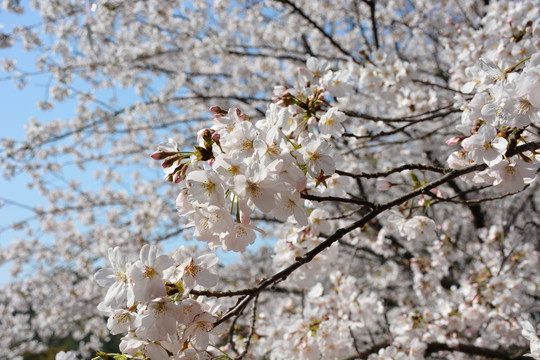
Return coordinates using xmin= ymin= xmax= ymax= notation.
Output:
xmin=209 ymin=105 xmax=227 ymax=115
xmin=202 ymin=128 xmax=214 ymax=149
xmin=446 ymin=136 xmax=463 ymax=145
xmin=173 ymin=172 xmax=183 ymax=183
xmin=150 ymin=151 xmax=166 ymax=160
xmin=162 ymin=156 xmax=179 ymax=168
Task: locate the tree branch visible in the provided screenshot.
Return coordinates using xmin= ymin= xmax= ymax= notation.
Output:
xmin=275 ymin=0 xmax=360 ymax=63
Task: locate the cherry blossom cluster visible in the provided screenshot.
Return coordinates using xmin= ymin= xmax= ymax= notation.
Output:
xmin=447 ymin=53 xmax=540 ymax=192
xmin=94 ymin=245 xmax=221 ymax=359
xmin=2 ymin=1 xmax=540 ymax=359
xmin=150 ymin=57 xmax=351 ymax=253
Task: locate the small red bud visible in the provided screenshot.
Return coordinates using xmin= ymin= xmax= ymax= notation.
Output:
xmin=151 ymin=151 xmax=165 ymax=160
xmin=173 ymin=172 xmax=183 ymax=183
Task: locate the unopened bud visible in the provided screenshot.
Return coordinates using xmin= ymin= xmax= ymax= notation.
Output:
xmin=151 ymin=151 xmax=165 ymax=160
xmin=446 ymin=136 xmax=462 ymax=145
xmin=173 ymin=172 xmax=183 ymax=184
xmin=202 ymin=128 xmax=214 ymax=149
xmin=209 ymin=105 xmax=227 ymax=115
xmin=308 ymin=116 xmax=317 ymax=125
xmin=162 ymin=156 xmax=179 ymax=168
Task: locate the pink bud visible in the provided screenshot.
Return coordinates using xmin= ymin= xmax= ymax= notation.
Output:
xmin=212 ymin=132 xmax=220 ymax=140
xmin=507 ymin=17 xmax=513 ymax=24
xmin=446 ymin=136 xmax=462 ymax=146
xmin=433 ymin=188 xmax=443 ymax=198
xmin=307 ymin=116 xmax=317 ymax=125
xmin=418 ymin=195 xmax=426 ymax=207
xmin=210 ymin=105 xmax=227 ymax=115
xmin=150 ymin=151 xmax=164 ymax=160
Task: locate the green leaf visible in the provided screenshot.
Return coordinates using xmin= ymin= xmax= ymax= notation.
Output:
xmin=410 ymin=172 xmax=421 ymax=187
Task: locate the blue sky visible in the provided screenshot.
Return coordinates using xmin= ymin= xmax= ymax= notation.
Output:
xmin=0 ymin=5 xmax=269 ymax=285
xmin=0 ymin=7 xmax=48 ymax=284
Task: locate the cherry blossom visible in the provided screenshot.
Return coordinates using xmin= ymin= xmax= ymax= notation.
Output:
xmin=1 ymin=1 xmax=540 ymax=360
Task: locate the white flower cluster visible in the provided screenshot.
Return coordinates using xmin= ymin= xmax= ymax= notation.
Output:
xmin=95 ymin=57 xmax=355 ymax=358
xmin=94 ymin=245 xmax=220 ymax=359
xmin=3 ymin=0 xmax=537 ymax=358
xmin=152 ymin=57 xmax=350 ymax=253
xmin=448 ymin=54 xmax=540 ymax=192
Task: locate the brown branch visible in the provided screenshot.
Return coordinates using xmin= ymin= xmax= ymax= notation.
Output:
xmin=343 ymin=105 xmax=457 ymax=123
xmin=412 ymin=78 xmax=466 ymax=94
xmin=275 ymin=0 xmax=359 ymax=63
xmin=426 ymin=342 xmax=531 ymax=359
xmin=362 ymin=0 xmax=379 ymax=49
xmin=237 ymin=295 xmax=259 ymax=360
xmin=344 ymin=341 xmax=530 ymax=359
xmin=342 ymin=108 xmax=458 ymax=139
xmin=301 ymin=193 xmax=375 ymax=208
xmin=211 ymin=141 xmax=540 ymax=327
xmin=336 ymin=163 xmax=450 ymax=179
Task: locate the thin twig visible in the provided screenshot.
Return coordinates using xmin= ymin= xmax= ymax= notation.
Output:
xmin=237 ymin=295 xmax=259 ymax=360
xmin=336 ymin=163 xmax=450 ymax=179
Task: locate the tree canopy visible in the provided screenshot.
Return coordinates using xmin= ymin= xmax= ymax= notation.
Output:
xmin=1 ymin=0 xmax=540 ymax=359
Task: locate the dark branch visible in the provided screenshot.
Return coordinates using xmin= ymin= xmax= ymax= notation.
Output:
xmin=275 ymin=0 xmax=360 ymax=63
